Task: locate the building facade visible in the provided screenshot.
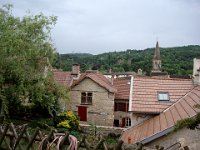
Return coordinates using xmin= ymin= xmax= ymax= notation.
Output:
xmin=70 ymin=72 xmax=116 ymax=126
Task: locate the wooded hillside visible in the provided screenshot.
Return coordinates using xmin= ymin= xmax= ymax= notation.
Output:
xmin=54 ymin=45 xmax=200 ymax=75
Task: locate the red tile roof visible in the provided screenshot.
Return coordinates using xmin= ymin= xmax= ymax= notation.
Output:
xmin=53 ymin=71 xmax=72 ymax=87
xmin=113 ymin=77 xmax=131 ymax=100
xmin=72 ymin=72 xmax=117 ymax=93
xmin=131 ymin=76 xmax=195 ymax=113
xmin=121 ymin=85 xmax=200 ymax=144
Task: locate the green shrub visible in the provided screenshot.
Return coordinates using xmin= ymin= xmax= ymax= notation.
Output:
xmin=29 ymin=118 xmax=52 ymax=129
xmin=70 ymin=130 xmax=81 ymax=139
xmin=55 ymin=111 xmax=80 ymax=131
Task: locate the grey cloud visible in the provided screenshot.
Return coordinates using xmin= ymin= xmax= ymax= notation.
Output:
xmin=0 ymin=0 xmax=200 ymax=54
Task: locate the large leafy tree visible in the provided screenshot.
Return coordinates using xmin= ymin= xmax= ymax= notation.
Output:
xmin=0 ymin=4 xmax=69 ymax=117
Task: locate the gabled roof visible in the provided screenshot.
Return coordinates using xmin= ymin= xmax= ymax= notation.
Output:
xmin=121 ymin=86 xmax=200 ymax=144
xmin=53 ymin=70 xmax=72 ymax=87
xmin=131 ymin=76 xmax=195 ymax=113
xmin=113 ymin=77 xmax=131 ymax=100
xmin=71 ymin=71 xmax=117 ymax=93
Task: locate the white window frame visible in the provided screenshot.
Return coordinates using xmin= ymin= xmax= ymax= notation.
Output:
xmin=125 ymin=117 xmax=131 ymax=127
xmin=81 ymin=92 xmax=93 ymax=105
xmin=158 ymin=92 xmax=170 ymax=101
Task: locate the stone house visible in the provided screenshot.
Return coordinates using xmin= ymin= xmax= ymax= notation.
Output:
xmin=53 ymin=66 xmax=117 ymax=126
xmin=70 ymin=70 xmax=117 ymax=126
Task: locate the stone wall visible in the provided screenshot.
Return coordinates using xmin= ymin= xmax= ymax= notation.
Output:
xmin=71 ymin=78 xmax=115 ymax=126
xmin=130 ymin=113 xmax=153 ymax=127
xmin=80 ymin=124 xmax=124 ymax=137
xmin=146 ymin=127 xmax=200 ymax=150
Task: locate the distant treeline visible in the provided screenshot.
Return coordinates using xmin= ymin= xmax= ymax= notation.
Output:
xmin=53 ymin=45 xmax=200 ymax=75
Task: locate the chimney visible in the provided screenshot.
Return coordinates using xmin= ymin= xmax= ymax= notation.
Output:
xmin=72 ymin=64 xmax=80 ymax=75
xmin=109 ymin=68 xmax=112 ymax=74
xmin=111 ymin=74 xmax=114 ymax=85
xmin=137 ymin=68 xmax=143 ymax=75
xmin=193 ymin=58 xmax=200 ymax=85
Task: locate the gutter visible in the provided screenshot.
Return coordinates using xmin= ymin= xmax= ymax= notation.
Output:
xmin=129 ymin=75 xmax=134 ymax=111
xmin=140 ymin=127 xmax=173 ymax=145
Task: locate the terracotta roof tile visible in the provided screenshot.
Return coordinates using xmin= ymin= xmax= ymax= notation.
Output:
xmin=53 ymin=71 xmax=72 ymax=87
xmin=131 ymin=76 xmax=195 ymax=113
xmin=113 ymin=77 xmax=131 ymax=100
xmin=121 ymin=85 xmax=200 ymax=144
xmin=72 ymin=72 xmax=117 ymax=93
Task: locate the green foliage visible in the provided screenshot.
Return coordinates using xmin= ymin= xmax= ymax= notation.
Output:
xmin=105 ymin=132 xmax=120 ymax=144
xmin=56 ymin=45 xmax=200 ymax=75
xmin=70 ymin=130 xmax=81 ymax=139
xmin=28 ymin=118 xmax=53 ymax=129
xmin=55 ymin=111 xmax=80 ymax=131
xmin=0 ymin=4 xmax=69 ymax=117
xmin=174 ymin=118 xmax=194 ymax=131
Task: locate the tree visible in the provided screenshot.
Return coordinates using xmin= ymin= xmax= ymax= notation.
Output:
xmin=0 ymin=4 xmax=69 ymax=117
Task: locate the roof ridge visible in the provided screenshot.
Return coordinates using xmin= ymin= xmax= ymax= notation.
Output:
xmin=134 ymin=76 xmax=192 ymax=81
xmin=72 ymin=72 xmax=117 ymax=93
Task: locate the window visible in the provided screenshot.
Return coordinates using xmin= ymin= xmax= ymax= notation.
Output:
xmin=125 ymin=118 xmax=131 ymax=127
xmin=158 ymin=92 xmax=169 ymax=101
xmin=114 ymin=102 xmax=129 ymax=112
xmin=114 ymin=120 xmax=120 ymax=127
xmin=81 ymin=92 xmax=92 ymax=104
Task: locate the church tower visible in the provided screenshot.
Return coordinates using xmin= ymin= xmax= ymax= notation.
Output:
xmin=151 ymin=41 xmax=167 ymax=76
xmin=152 ymin=41 xmax=161 ymax=72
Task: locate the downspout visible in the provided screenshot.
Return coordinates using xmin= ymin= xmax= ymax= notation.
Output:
xmin=129 ymin=75 xmax=133 ymax=112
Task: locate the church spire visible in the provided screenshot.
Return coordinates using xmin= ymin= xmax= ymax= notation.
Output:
xmin=151 ymin=41 xmax=161 ymax=72
xmin=151 ymin=41 xmax=168 ymax=76
xmin=153 ymin=41 xmax=160 ymax=60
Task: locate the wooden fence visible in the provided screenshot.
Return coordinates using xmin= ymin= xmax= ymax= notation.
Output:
xmin=1 ymin=122 xmax=185 ymax=150
xmin=0 ymin=122 xmax=124 ymax=150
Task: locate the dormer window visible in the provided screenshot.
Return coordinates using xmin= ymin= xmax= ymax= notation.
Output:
xmin=81 ymin=92 xmax=92 ymax=104
xmin=158 ymin=92 xmax=169 ymax=101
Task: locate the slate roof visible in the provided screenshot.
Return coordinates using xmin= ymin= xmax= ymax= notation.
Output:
xmin=71 ymin=71 xmax=117 ymax=93
xmin=131 ymin=76 xmax=195 ymax=113
xmin=121 ymin=85 xmax=200 ymax=144
xmin=53 ymin=71 xmax=72 ymax=87
xmin=113 ymin=77 xmax=131 ymax=100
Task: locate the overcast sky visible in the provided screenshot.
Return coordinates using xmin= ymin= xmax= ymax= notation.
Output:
xmin=1 ymin=0 xmax=200 ymax=54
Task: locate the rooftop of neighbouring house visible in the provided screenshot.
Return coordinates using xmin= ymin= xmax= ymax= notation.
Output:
xmin=113 ymin=76 xmax=131 ymax=100
xmin=121 ymin=85 xmax=200 ymax=145
xmin=71 ymin=70 xmax=117 ymax=93
xmin=53 ymin=69 xmax=117 ymax=93
xmin=131 ymin=76 xmax=195 ymax=114
xmin=53 ymin=70 xmax=72 ymax=87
